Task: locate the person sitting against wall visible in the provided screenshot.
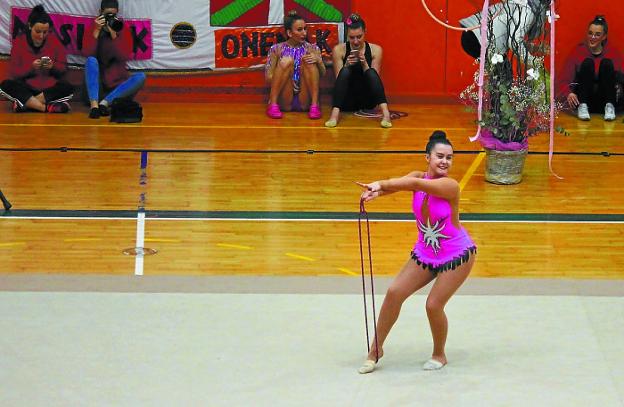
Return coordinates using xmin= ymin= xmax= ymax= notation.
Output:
xmin=265 ymin=10 xmax=326 ymax=120
xmin=325 ymin=13 xmax=391 ymax=128
xmin=0 ymin=4 xmax=73 ymax=113
xmin=557 ymin=15 xmax=622 ymax=121
xmin=83 ymin=0 xmax=146 ymax=119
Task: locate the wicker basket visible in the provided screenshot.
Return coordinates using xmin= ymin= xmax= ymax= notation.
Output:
xmin=484 ymin=148 xmax=528 ymax=185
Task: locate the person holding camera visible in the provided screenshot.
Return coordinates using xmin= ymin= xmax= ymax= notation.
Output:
xmin=558 ymin=15 xmax=622 ymax=121
xmin=325 ymin=13 xmax=391 ymax=128
xmin=0 ymin=4 xmax=72 ymax=113
xmin=265 ymin=10 xmax=326 ymax=120
xmin=83 ymin=0 xmax=146 ymax=119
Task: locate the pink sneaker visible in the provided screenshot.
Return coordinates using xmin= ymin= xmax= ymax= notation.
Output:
xmin=308 ymin=104 xmax=321 ymax=120
xmin=266 ymin=103 xmax=283 ymax=119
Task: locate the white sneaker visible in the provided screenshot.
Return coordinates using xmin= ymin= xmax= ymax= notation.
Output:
xmin=604 ymin=103 xmax=616 ymax=121
xmin=577 ymin=103 xmax=590 ymax=121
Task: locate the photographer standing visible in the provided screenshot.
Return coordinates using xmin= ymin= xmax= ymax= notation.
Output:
xmin=84 ymin=0 xmax=146 ymax=119
xmin=0 ymin=4 xmax=73 ymax=113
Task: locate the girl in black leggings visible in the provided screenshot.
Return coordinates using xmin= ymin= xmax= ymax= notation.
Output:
xmin=558 ymin=16 xmax=622 ymax=121
xmin=325 ymin=13 xmax=391 ymax=128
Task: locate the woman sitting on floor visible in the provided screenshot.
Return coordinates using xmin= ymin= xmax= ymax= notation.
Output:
xmin=0 ymin=4 xmax=72 ymax=113
xmin=83 ymin=0 xmax=146 ymax=119
xmin=325 ymin=13 xmax=391 ymax=128
xmin=558 ymin=15 xmax=622 ymax=121
xmin=265 ymin=10 xmax=326 ymax=120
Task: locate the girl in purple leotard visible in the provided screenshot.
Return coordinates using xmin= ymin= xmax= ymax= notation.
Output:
xmin=356 ymin=130 xmax=477 ymax=374
xmin=265 ymin=10 xmax=326 ymax=120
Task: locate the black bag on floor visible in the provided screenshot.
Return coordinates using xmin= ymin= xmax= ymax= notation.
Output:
xmin=110 ymin=98 xmax=143 ymax=123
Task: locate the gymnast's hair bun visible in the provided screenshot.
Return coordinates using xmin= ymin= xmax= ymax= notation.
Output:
xmin=346 ymin=13 xmax=366 ymax=29
xmin=425 ymin=130 xmax=452 ymax=153
xmin=429 ymin=130 xmax=448 ymax=141
xmin=28 ymin=4 xmax=53 ymax=27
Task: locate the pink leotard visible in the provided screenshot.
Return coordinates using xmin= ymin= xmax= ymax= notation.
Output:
xmin=411 ymin=178 xmax=476 ymax=274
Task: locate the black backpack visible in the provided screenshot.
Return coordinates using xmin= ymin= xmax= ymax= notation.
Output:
xmin=110 ymin=98 xmax=143 ymax=123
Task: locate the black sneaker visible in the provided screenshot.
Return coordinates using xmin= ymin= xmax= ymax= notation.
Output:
xmin=12 ymin=101 xmax=27 ymax=113
xmin=98 ymin=104 xmax=110 ymax=116
xmin=89 ymin=107 xmax=101 ymax=119
xmin=46 ymin=102 xmax=70 ymax=113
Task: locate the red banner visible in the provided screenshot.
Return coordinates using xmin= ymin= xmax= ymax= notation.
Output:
xmin=215 ymin=23 xmax=339 ymax=69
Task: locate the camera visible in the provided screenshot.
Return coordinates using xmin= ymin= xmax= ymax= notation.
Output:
xmin=103 ymin=13 xmax=123 ymax=32
xmin=40 ymin=56 xmax=51 ymax=64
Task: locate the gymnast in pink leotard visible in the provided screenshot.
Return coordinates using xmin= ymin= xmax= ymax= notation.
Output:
xmin=356 ymin=130 xmax=477 ymax=374
xmin=411 ymin=173 xmax=476 ymax=274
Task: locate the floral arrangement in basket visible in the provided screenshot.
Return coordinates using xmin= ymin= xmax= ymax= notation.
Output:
xmin=461 ymin=56 xmax=561 ymax=150
xmin=459 ymin=2 xmax=567 ymax=151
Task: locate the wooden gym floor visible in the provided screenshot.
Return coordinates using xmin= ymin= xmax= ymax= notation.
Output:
xmin=0 ymin=101 xmax=623 ymax=279
xmin=2 ymin=101 xmax=624 ymax=406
